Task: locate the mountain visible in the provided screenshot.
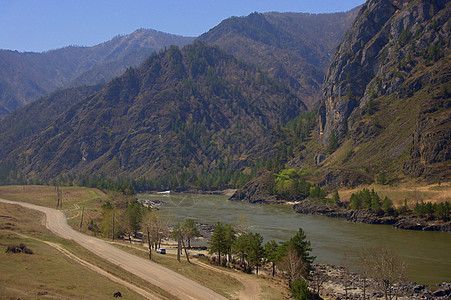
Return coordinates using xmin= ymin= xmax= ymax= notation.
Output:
xmin=317 ymin=0 xmax=450 ymax=182
xmin=198 ymin=9 xmax=360 ymax=109
xmin=0 ymin=29 xmax=194 ymax=119
xmin=0 ymin=42 xmax=306 ymax=183
xmin=0 ymin=84 xmax=104 ymax=160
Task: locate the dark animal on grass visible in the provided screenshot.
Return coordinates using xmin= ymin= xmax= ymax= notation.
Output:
xmin=5 ymin=243 xmax=33 ymax=254
xmin=113 ymin=291 xmax=122 ymax=297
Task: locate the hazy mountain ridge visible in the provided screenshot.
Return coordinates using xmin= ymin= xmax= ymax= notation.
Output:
xmin=0 ymin=29 xmax=194 ymax=118
xmin=198 ymin=8 xmax=360 ymax=109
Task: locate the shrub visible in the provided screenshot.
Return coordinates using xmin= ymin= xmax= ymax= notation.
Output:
xmin=290 ymin=279 xmax=311 ymax=300
xmin=382 ymin=196 xmax=395 ymax=216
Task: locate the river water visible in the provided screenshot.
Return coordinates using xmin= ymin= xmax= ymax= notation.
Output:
xmin=137 ymin=193 xmax=451 ymax=284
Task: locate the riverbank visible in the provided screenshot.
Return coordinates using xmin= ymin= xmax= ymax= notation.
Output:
xmin=154 ymin=238 xmax=451 ymax=299
xmin=293 ymin=200 xmax=451 ymax=232
xmin=229 ymin=192 xmax=451 ymax=232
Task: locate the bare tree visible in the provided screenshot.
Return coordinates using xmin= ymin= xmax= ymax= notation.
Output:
xmin=141 ymin=210 xmax=171 ymax=250
xmin=235 ymin=213 xmax=250 ymax=234
xmin=342 ymin=253 xmax=353 ymax=299
xmin=280 ymin=246 xmax=308 ymax=283
xmin=364 ymin=245 xmax=407 ymax=300
xmin=357 ymin=246 xmax=372 ymax=300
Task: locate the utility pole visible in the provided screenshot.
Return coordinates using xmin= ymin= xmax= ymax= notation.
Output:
xmin=112 ymin=211 xmax=115 ymax=241
xmin=79 ymin=206 xmax=84 ymax=229
xmin=56 ymin=186 xmax=61 ymax=209
xmin=177 ymin=229 xmax=181 ymax=262
xmin=147 ymin=226 xmax=152 ymax=260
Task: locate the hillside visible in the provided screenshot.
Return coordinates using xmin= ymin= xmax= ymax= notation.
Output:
xmin=0 ymin=84 xmax=104 ymax=160
xmin=0 ymin=42 xmax=306 ymax=185
xmin=317 ymin=0 xmax=450 ymax=183
xmin=198 ymin=9 xmax=359 ymax=109
xmin=231 ymin=0 xmax=450 ymax=204
xmin=0 ymin=29 xmax=194 ymax=118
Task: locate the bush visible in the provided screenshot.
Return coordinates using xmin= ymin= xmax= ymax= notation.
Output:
xmin=382 ymin=196 xmax=395 ymax=216
xmin=290 ymin=279 xmax=311 ymax=300
xmin=436 ymin=202 xmax=450 ymax=221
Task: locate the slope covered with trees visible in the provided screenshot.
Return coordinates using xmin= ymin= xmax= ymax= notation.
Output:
xmin=0 ymin=42 xmax=306 ymax=188
xmin=0 ymin=84 xmax=104 ymax=159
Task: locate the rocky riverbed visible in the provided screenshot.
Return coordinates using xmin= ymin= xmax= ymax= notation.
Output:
xmin=314 ymin=264 xmax=451 ymax=299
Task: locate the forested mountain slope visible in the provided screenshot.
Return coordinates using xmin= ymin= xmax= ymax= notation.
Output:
xmin=0 ymin=84 xmax=104 ymax=160
xmin=0 ymin=29 xmax=194 ymax=118
xmin=1 ymin=43 xmax=306 ymax=184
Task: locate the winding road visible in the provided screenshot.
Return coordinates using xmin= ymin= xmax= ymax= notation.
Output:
xmin=0 ymin=198 xmax=226 ymax=300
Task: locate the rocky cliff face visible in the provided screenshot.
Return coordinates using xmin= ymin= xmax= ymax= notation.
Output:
xmin=318 ymin=0 xmax=450 ymax=180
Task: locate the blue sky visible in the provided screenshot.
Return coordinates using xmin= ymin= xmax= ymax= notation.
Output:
xmin=1 ymin=0 xmax=365 ymax=52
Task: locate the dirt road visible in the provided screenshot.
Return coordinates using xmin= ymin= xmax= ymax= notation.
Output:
xmin=0 ymin=198 xmax=226 ymax=300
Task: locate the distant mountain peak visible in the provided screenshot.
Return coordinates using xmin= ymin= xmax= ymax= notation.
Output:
xmin=0 ymin=28 xmax=195 ymax=119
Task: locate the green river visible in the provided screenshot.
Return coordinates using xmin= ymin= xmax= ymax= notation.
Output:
xmin=138 ymin=193 xmax=451 ymax=284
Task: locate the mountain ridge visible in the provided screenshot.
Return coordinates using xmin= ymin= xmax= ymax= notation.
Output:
xmin=0 ymin=29 xmax=194 ymax=118
xmin=198 ymin=8 xmax=360 ymax=109
xmin=1 ymin=42 xmax=306 ymax=183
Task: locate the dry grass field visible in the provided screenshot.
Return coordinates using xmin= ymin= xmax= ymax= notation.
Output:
xmin=0 ymin=185 xmax=106 ymax=209
xmin=0 ymin=202 xmax=154 ymax=299
xmin=335 ymin=181 xmax=451 ymax=208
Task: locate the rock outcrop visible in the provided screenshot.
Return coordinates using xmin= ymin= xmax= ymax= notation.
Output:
xmin=319 ymin=0 xmax=398 ymax=143
xmin=320 ymin=0 xmax=449 ymax=142
xmin=321 ymin=170 xmax=373 ymax=188
xmin=229 ymin=171 xmax=283 ymax=204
